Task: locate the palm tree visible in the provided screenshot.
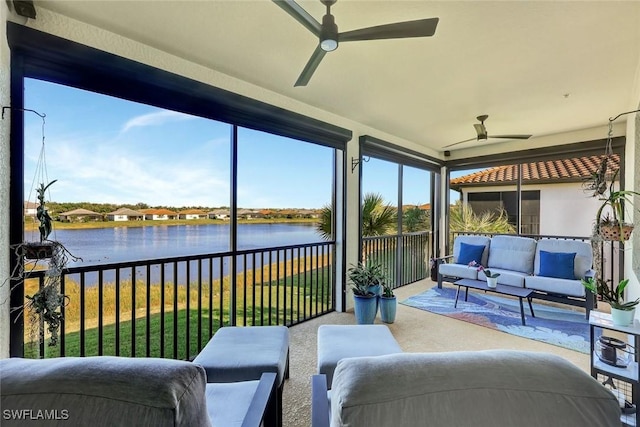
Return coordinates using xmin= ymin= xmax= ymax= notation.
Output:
xmin=316 ymin=203 xmax=332 ymax=240
xmin=315 ymin=193 xmax=397 ymax=239
xmin=449 ymin=200 xmax=515 ymax=234
xmin=361 ymin=193 xmax=396 ymax=236
xmin=403 ymin=206 xmax=428 ymax=232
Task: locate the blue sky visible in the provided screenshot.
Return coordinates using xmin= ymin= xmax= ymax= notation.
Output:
xmin=24 ymin=79 xmax=459 ymax=209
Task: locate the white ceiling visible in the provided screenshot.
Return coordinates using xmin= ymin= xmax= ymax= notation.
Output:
xmin=34 ymin=0 xmax=640 ymax=155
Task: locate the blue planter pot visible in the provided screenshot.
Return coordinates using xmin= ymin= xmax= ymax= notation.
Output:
xmin=369 ymin=284 xmax=382 ymax=296
xmin=353 ymin=294 xmax=378 ymax=324
xmin=379 ymin=296 xmax=397 ymax=324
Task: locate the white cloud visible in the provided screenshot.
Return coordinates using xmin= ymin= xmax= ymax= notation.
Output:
xmin=121 ymin=110 xmax=194 ymax=133
xmin=36 ymin=135 xmax=230 ymax=207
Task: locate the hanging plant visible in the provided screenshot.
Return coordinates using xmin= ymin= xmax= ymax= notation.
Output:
xmin=594 ymin=170 xmax=640 ymax=242
xmin=22 ymin=180 xmax=58 ymax=260
xmin=2 ymin=107 xmax=81 ymax=348
xmin=23 ymin=242 xmax=70 ymax=346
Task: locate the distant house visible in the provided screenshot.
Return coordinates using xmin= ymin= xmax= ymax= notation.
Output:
xmin=236 ymin=209 xmax=256 ymax=220
xmin=58 ymin=208 xmax=103 ymax=222
xmin=24 ymin=201 xmax=37 ymax=216
xmin=106 ymin=207 xmax=145 ymax=221
xmin=178 ymin=209 xmax=207 ymax=220
xmin=208 ymin=209 xmax=230 ymax=220
xmin=140 ymin=208 xmax=178 ymax=220
xmin=450 ymin=154 xmax=617 ymax=237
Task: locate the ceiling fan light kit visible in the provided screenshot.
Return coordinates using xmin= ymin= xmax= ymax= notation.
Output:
xmin=273 ymin=0 xmax=439 ymax=86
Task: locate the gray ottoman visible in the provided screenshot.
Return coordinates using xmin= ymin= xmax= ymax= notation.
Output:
xmin=317 ymin=324 xmax=402 ymax=388
xmin=193 ymin=325 xmax=289 ymax=427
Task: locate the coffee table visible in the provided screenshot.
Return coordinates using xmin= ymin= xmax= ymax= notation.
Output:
xmin=453 ymin=278 xmax=535 ymax=326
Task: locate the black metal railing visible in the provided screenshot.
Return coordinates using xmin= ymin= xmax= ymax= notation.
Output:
xmin=20 ymin=241 xmax=335 ymax=359
xmin=362 ymin=231 xmax=431 ymax=289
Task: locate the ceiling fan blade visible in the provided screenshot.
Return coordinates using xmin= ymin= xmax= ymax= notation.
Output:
xmin=294 ymin=45 xmax=327 ymax=87
xmin=443 ymin=137 xmax=477 ymax=149
xmin=272 ymin=0 xmax=321 ymax=36
xmin=489 ymin=134 xmax=533 ymax=140
xmin=339 ymin=17 xmax=438 ymax=42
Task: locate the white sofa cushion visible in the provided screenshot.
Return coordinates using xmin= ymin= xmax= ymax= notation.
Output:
xmin=534 ymin=238 xmax=592 ymax=279
xmin=487 ymin=235 xmax=537 ymax=274
xmin=478 ymin=268 xmax=529 ymax=287
xmin=451 ymin=235 xmax=491 ymax=266
xmin=525 ymin=275 xmax=587 ymax=297
xmin=329 ymin=351 xmax=619 ymax=427
xmin=438 ymin=262 xmax=478 ymax=280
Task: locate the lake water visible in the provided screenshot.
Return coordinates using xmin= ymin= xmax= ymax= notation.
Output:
xmin=28 ymin=223 xmax=323 ymax=267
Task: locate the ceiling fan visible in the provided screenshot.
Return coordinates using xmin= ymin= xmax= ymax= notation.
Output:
xmin=273 ymin=0 xmax=439 ymax=87
xmin=443 ymin=115 xmax=532 ymax=148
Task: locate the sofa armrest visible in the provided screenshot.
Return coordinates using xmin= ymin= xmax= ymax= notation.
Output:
xmin=242 ymin=372 xmax=277 ymax=427
xmin=583 ymin=269 xmax=595 ymax=279
xmin=435 ymin=255 xmax=454 ymax=288
xmin=311 ymin=374 xmax=330 ymax=427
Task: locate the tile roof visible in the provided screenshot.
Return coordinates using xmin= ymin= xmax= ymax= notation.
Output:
xmin=59 ymin=208 xmax=101 ymax=216
xmin=140 ymin=208 xmax=177 ymax=215
xmin=450 ymin=154 xmax=619 ymax=189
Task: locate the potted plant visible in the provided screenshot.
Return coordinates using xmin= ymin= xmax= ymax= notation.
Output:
xmin=379 ymin=280 xmax=397 ymax=324
xmin=22 ymin=180 xmax=57 ymax=259
xmin=469 ymin=261 xmax=500 ymax=288
xmin=348 ymin=261 xmax=386 ymax=324
xmin=582 ymin=277 xmax=639 ymax=325
xmin=594 ymin=170 xmax=640 ymax=242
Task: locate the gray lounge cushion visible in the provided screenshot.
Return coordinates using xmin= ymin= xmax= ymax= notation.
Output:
xmin=193 ymin=325 xmax=289 ymax=386
xmin=329 ymin=350 xmax=620 ymax=427
xmin=317 ymin=325 xmax=402 ymax=389
xmin=487 ymin=235 xmax=537 ymax=274
xmin=0 ymin=356 xmax=211 ymax=427
xmin=206 ymin=381 xmax=261 ymax=427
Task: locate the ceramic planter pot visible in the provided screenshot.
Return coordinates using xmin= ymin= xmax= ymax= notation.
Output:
xmin=486 ymin=277 xmax=498 ymax=288
xmin=353 ymin=294 xmax=378 ymax=324
xmin=379 ymin=296 xmax=397 ymax=324
xmin=611 ymin=307 xmax=636 ymax=326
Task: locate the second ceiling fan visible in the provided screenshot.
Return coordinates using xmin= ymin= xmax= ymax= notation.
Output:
xmin=444 ymin=115 xmax=532 ymax=148
xmin=273 ymin=0 xmax=439 ymax=87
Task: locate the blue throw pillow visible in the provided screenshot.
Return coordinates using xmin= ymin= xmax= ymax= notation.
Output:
xmin=539 ymin=250 xmax=576 ymax=280
xmin=457 ymin=242 xmax=486 ymax=265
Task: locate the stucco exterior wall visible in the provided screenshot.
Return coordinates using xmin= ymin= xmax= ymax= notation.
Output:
xmin=539 ymin=183 xmax=602 ymax=237
xmin=461 ymin=182 xmax=601 ymax=238
xmin=1 ymin=4 xmax=11 ymax=358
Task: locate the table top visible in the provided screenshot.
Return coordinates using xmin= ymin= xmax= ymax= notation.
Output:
xmin=454 ymin=278 xmax=533 ymax=298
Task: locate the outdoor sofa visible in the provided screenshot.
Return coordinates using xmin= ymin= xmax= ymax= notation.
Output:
xmin=311 ymin=350 xmax=620 ymax=427
xmin=0 ymin=356 xmax=275 ymax=427
xmin=436 ymin=234 xmax=595 ymax=317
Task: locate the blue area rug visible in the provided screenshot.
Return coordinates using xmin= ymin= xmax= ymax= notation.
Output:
xmin=401 ymin=286 xmax=589 ymax=354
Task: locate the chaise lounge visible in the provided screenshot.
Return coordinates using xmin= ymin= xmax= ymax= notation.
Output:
xmin=311 ymin=350 xmax=620 ymax=427
xmin=0 ymin=356 xmax=276 ymax=427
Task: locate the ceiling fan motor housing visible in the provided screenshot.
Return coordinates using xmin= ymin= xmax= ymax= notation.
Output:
xmin=320 ymin=14 xmax=338 ymax=51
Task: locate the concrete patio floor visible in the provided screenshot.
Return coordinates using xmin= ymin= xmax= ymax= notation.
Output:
xmin=282 ymin=278 xmax=591 ymax=426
